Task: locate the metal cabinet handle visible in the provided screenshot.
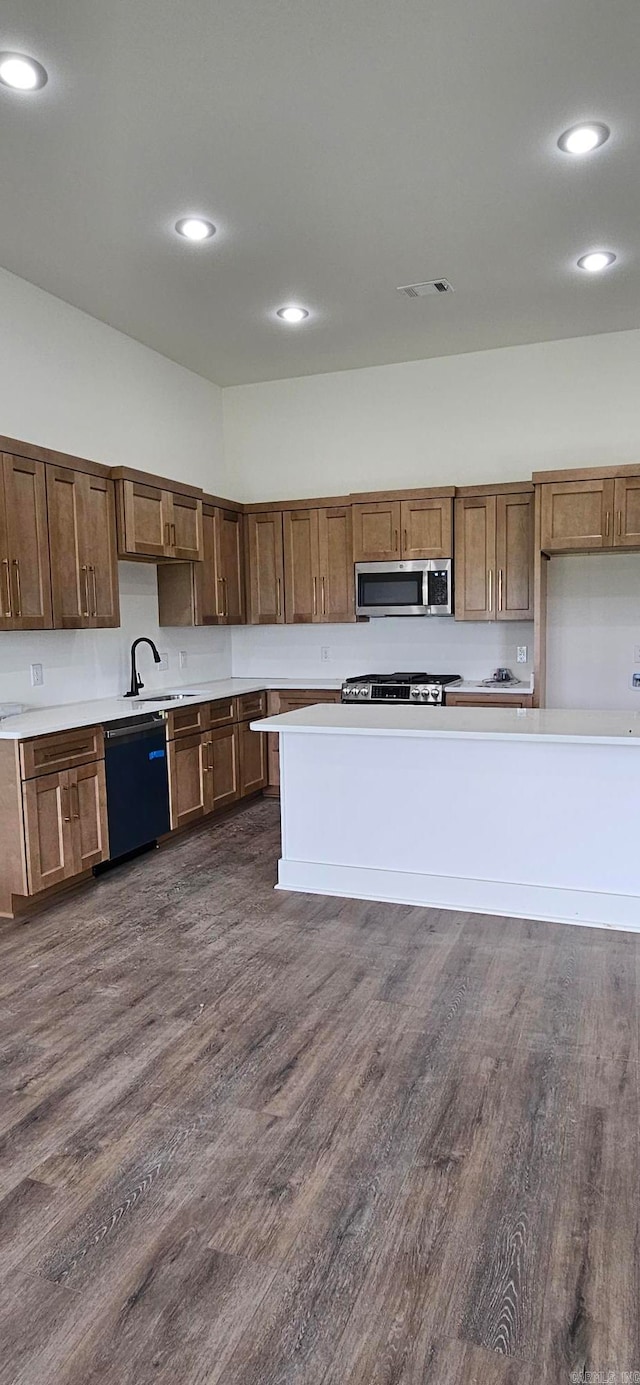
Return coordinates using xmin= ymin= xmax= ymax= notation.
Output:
xmin=617 ymin=510 xmax=623 ymax=538
xmin=403 ymin=529 xmax=408 ymax=553
xmin=498 ymin=568 xmax=503 ymax=613
xmin=81 ymin=565 xmax=90 ymax=618
xmin=12 ymin=560 xmax=21 ymax=616
xmin=222 ymin=576 xmax=228 ymax=615
xmin=73 ymin=782 xmax=80 ymax=819
xmin=217 ymin=576 xmax=225 ymax=617
xmin=394 ymin=529 xmax=399 ymax=552
xmin=321 ymin=575 xmax=326 ymax=615
xmin=171 ymin=523 xmax=177 ymax=547
xmin=487 ymin=568 xmax=493 ymax=613
xmin=276 ymin=577 xmax=282 ymax=619
xmin=1 ymin=558 xmax=12 ymax=617
xmin=204 ymin=738 xmax=213 ymax=772
xmin=90 ymin=565 xmax=98 ymax=617
xmin=605 ymin=511 xmax=611 ymax=538
xmin=313 ymin=575 xmax=317 ymax=616
xmin=62 ymin=784 xmax=71 ymax=823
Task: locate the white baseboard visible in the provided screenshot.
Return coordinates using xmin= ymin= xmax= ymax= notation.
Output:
xmin=276 ymin=859 xmax=640 ymax=934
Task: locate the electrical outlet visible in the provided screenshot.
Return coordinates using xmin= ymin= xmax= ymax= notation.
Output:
xmin=516 ymin=646 xmax=528 ymax=664
xmin=320 ymin=647 xmax=330 ymax=662
xmin=30 ymin=663 xmax=43 ymax=687
xmin=179 ymin=650 xmax=188 ymax=669
xmin=157 ymin=651 xmax=169 ymax=672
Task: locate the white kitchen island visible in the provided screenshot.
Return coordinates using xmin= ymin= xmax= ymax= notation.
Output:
xmin=251 ymin=703 xmax=640 ymax=933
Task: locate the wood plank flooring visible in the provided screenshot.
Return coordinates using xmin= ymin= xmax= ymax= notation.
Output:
xmin=0 ymin=798 xmax=638 ymax=1384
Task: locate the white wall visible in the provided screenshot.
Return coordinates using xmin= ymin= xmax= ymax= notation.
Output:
xmin=224 ymin=328 xmax=640 ymax=710
xmin=547 ymin=554 xmax=640 ymax=711
xmin=0 ymin=268 xmax=233 ymax=707
xmin=223 ymin=329 xmax=640 ymax=501
xmin=0 ymin=266 xmax=230 ymax=492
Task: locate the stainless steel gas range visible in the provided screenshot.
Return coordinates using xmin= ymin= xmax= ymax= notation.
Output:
xmin=341 ymin=671 xmax=462 ymax=706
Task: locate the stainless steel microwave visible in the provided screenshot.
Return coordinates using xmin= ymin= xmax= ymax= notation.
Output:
xmin=355 ymin=559 xmax=453 ymax=617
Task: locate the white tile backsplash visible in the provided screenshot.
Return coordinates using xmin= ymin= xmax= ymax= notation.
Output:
xmin=0 ymin=563 xmax=232 ymax=710
xmin=230 ymin=619 xmax=534 ymax=684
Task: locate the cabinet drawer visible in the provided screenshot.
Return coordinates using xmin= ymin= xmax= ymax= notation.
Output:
xmin=235 ymin=691 xmax=266 ymax=722
xmin=165 ymin=702 xmax=210 ymax=739
xmin=20 ymin=726 xmax=104 ymax=780
xmin=208 ymin=697 xmax=236 ymax=729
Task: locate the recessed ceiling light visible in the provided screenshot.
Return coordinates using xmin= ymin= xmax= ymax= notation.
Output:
xmin=558 ymin=122 xmax=610 ymax=155
xmin=0 ymin=51 xmax=48 ymax=91
xmin=276 ymin=306 xmax=309 ymax=324
xmin=175 ymin=217 xmax=216 ymax=242
xmin=577 ymin=251 xmax=617 ymax=273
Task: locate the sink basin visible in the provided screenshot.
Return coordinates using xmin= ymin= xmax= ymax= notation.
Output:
xmin=137 ymin=689 xmax=209 ymax=703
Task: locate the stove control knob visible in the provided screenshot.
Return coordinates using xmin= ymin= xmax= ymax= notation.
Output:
xmin=410 ymin=686 xmax=421 ymax=699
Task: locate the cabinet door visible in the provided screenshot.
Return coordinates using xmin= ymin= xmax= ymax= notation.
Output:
xmin=246 ymin=512 xmax=285 ymax=624
xmin=352 ymin=501 xmax=401 ymax=562
xmin=119 ymin=480 xmax=169 ymax=557
xmin=265 ymin=689 xmax=341 ymax=793
xmin=169 ymin=493 xmax=203 ymax=561
xmin=216 ymin=509 xmax=245 ymax=623
xmin=210 ymin=725 xmax=239 ymax=811
xmin=22 ymin=770 xmax=75 ymax=893
xmin=284 ymin=509 xmax=321 ymax=623
xmin=80 ymin=475 xmax=120 ymax=627
xmin=71 ymin=760 xmax=109 ymax=871
xmin=167 ymin=733 xmax=210 ymax=829
xmin=46 ymin=464 xmax=88 ymax=627
xmin=195 ymin=503 xmax=221 ymax=623
xmin=613 ymin=476 xmax=640 ymax=549
xmin=1 ymin=455 xmax=52 ymax=630
xmin=238 ymin=720 xmax=267 ymax=796
xmin=318 ymin=506 xmax=355 ymax=622
xmin=400 ymin=498 xmax=452 ymax=559
xmin=454 ymin=496 xmax=496 ymax=621
xmin=539 ymin=479 xmax=615 ymax=553
xmin=496 ymin=492 xmax=534 ymax=620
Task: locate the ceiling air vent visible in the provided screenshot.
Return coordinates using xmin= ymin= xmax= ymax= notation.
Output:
xmin=396 ymin=279 xmax=454 ymax=297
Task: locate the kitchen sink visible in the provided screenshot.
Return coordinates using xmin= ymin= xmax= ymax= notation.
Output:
xmin=121 ymin=689 xmax=209 ymax=704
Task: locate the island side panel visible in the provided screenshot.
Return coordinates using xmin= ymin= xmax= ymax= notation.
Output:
xmin=276 ymin=729 xmax=640 ymax=932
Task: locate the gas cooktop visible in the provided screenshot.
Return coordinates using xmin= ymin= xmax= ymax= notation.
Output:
xmin=342 ymin=672 xmax=462 ymax=704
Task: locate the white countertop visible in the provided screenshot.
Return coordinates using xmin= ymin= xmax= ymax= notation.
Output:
xmin=455 ymin=680 xmax=533 ymax=695
xmin=252 ymin=703 xmax=640 ymax=746
xmin=0 ymin=677 xmax=343 ymax=740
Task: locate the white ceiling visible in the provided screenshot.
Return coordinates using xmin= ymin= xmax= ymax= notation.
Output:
xmin=0 ymin=0 xmax=638 ymax=386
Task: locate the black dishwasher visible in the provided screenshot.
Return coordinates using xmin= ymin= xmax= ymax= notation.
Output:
xmin=104 ymin=712 xmax=170 ymax=861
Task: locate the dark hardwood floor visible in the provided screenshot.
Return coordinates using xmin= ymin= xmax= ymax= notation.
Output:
xmin=0 ymin=798 xmax=638 ymax=1384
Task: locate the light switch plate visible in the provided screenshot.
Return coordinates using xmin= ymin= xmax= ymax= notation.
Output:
xmin=179 ymin=650 xmax=188 ymax=669
xmin=30 ymin=663 xmax=43 ymax=687
xmin=157 ymin=651 xmax=169 ymax=672
xmin=320 ymin=647 xmax=330 ymax=662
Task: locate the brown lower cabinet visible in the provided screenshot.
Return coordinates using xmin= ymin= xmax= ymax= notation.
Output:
xmin=446 ymin=693 xmax=534 ymax=708
xmin=166 ymin=694 xmax=267 ymax=830
xmin=265 ymin=688 xmax=342 ymax=795
xmin=21 ymin=756 xmax=108 ymax=895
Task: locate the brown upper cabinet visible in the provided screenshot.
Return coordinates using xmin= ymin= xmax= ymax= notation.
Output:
xmin=114 ymin=471 xmax=203 ymax=561
xmin=246 ymin=511 xmax=285 ymax=623
xmin=536 ymin=469 xmax=640 ymax=554
xmin=352 ymin=495 xmax=453 ymax=562
xmin=539 ymin=478 xmax=615 ymax=553
xmin=46 ymin=466 xmax=120 ymax=629
xmin=157 ymin=502 xmax=245 ymax=627
xmin=0 ymin=454 xmax=52 ymax=631
xmin=455 ymin=487 xmax=534 ymax=622
xmin=283 ymin=505 xmax=354 ymax=624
